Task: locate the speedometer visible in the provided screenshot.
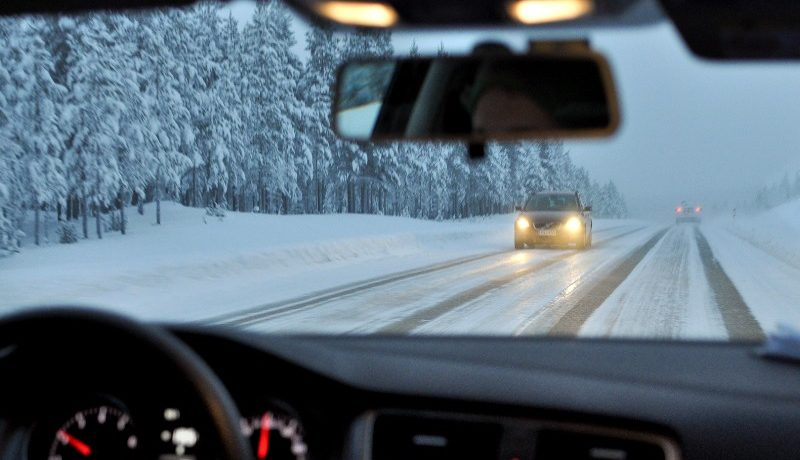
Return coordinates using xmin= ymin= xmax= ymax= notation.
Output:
xmin=240 ymin=407 xmax=308 ymax=460
xmin=48 ymin=406 xmax=137 ymax=460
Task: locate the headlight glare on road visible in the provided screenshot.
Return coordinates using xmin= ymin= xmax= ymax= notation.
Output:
xmin=564 ymin=217 xmax=582 ymax=233
xmin=516 ymin=217 xmax=531 ymax=230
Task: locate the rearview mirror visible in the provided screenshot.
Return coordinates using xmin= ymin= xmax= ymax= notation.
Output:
xmin=334 ymin=52 xmax=619 ymax=142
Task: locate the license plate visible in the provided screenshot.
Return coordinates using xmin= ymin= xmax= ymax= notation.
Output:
xmin=538 ymin=229 xmax=557 ymax=237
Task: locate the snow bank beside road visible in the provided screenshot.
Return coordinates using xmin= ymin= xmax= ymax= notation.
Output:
xmin=726 ymin=199 xmax=800 ymax=270
xmin=704 ymin=198 xmax=800 ymax=332
xmin=0 ymin=202 xmax=514 ymax=320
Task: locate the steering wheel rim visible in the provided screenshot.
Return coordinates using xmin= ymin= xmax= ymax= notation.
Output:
xmin=0 ymin=307 xmax=254 ymax=460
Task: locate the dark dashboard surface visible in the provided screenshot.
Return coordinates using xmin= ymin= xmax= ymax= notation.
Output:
xmin=178 ymin=327 xmax=800 ymax=460
xmin=3 ymin=324 xmax=800 ymax=460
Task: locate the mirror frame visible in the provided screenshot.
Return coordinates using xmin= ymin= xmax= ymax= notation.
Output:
xmin=332 ymin=49 xmax=621 ymax=143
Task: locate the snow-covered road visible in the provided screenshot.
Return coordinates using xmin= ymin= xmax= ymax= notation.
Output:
xmin=208 ymin=222 xmax=780 ymax=340
xmin=3 ymin=201 xmax=799 ymax=339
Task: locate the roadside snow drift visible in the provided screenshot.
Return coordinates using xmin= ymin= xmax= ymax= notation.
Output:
xmin=727 ymin=199 xmax=800 ymax=270
xmin=702 ymin=199 xmax=800 ymax=333
xmin=0 ymin=202 xmax=514 ymax=320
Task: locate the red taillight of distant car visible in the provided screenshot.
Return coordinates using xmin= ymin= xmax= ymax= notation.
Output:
xmin=676 ymin=207 xmax=683 ymax=213
xmin=695 ymin=207 xmax=701 ymax=213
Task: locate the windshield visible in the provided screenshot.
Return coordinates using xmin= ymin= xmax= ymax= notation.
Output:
xmin=525 ymin=195 xmax=580 ymax=212
xmin=1 ymin=1 xmax=799 ymax=341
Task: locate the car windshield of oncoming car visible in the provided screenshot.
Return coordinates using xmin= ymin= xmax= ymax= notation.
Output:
xmin=525 ymin=195 xmax=580 ymax=212
xmin=1 ymin=1 xmax=800 ymax=341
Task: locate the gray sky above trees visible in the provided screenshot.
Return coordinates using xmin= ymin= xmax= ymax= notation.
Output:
xmin=224 ymin=1 xmax=800 ymax=218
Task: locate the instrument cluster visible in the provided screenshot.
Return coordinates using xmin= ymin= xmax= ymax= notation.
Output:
xmin=30 ymin=397 xmax=308 ymax=460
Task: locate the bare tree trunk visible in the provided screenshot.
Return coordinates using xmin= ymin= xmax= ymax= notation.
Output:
xmin=259 ymin=183 xmax=266 ymax=212
xmin=316 ymin=180 xmax=323 ymax=213
xmin=81 ymin=195 xmax=88 ymax=239
xmin=347 ymin=179 xmax=355 ymax=213
xmin=360 ymin=183 xmax=367 ymax=214
xmin=34 ymin=205 xmax=40 ymax=246
xmin=191 ymin=167 xmax=197 ymax=207
xmin=137 ymin=193 xmax=144 ymax=215
xmin=156 ymin=174 xmax=162 ymax=225
xmin=96 ymin=203 xmax=102 ymax=239
xmin=119 ymin=190 xmax=126 ymax=235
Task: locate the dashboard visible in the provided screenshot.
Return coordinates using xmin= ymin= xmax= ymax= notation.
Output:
xmin=2 ymin=323 xmax=800 ymax=460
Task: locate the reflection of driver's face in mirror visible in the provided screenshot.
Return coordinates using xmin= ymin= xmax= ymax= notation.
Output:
xmin=467 ymin=63 xmax=558 ymax=134
xmin=472 ymin=87 xmax=557 ymax=133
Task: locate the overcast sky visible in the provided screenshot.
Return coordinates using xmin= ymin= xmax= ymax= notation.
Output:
xmin=224 ymin=1 xmax=800 ymax=219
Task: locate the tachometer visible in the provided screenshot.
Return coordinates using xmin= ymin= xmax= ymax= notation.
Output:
xmin=48 ymin=406 xmax=137 ymax=460
xmin=241 ymin=407 xmax=308 ymax=460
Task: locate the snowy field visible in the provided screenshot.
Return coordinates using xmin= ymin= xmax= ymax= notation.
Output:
xmin=2 ymin=200 xmax=800 ymax=339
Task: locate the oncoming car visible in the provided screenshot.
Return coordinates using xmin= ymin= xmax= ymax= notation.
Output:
xmin=675 ymin=202 xmax=702 ymax=223
xmin=514 ymin=192 xmax=592 ymax=249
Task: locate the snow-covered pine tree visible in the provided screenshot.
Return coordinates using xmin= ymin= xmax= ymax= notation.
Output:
xmin=10 ymin=21 xmax=68 ymax=245
xmin=113 ymin=14 xmax=154 ymax=235
xmin=0 ymin=19 xmax=25 ymax=254
xmin=137 ymin=12 xmax=192 ymax=225
xmin=298 ymin=25 xmax=341 ymax=213
xmin=600 ymin=180 xmax=627 ymax=218
xmin=218 ymin=14 xmax=248 ymax=212
xmin=64 ymin=15 xmax=147 ymax=239
xmin=241 ymin=0 xmax=300 ymax=214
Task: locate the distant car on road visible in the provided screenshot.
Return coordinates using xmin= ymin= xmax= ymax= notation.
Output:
xmin=514 ymin=192 xmax=592 ymax=250
xmin=675 ymin=202 xmax=702 ymax=224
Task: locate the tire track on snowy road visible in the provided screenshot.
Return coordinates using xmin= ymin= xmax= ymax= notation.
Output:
xmin=694 ymin=227 xmax=765 ymax=340
xmin=203 ymin=250 xmax=508 ymax=327
xmin=204 ymin=223 xmax=642 ymax=328
xmin=539 ymin=228 xmax=669 ymax=336
xmin=377 ymin=226 xmax=648 ymax=334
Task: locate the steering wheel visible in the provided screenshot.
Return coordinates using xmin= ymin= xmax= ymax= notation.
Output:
xmin=0 ymin=307 xmax=254 ymax=460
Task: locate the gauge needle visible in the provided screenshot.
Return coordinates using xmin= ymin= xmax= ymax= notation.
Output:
xmin=257 ymin=412 xmax=271 ymax=459
xmin=58 ymin=430 xmax=92 ymax=457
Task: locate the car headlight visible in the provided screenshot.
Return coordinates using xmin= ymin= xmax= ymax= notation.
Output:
xmin=564 ymin=216 xmax=582 ymax=232
xmin=516 ymin=217 xmax=531 ymax=230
